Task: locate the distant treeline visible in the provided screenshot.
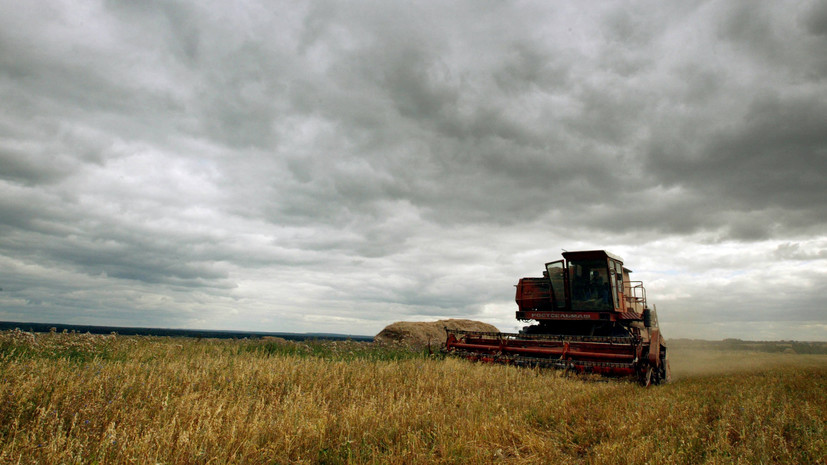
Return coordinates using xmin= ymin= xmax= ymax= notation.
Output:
xmin=0 ymin=321 xmax=373 ymax=342
xmin=669 ymin=338 xmax=827 ymax=354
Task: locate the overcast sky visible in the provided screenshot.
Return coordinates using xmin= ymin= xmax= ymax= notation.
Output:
xmin=1 ymin=0 xmax=825 ymax=340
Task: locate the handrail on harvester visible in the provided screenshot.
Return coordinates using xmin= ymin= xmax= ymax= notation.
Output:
xmin=625 ymin=281 xmax=647 ymax=310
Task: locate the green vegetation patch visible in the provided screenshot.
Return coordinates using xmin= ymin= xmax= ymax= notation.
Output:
xmin=241 ymin=337 xmax=432 ymax=362
xmin=0 ymin=329 xmax=120 ymax=363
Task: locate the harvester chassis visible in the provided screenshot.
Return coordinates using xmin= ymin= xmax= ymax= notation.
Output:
xmin=442 ymin=250 xmax=670 ymax=386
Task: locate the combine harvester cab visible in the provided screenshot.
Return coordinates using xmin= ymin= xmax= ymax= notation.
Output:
xmin=446 ymin=250 xmax=670 ymax=386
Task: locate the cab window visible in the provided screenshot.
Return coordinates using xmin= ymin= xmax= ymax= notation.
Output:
xmin=568 ymin=259 xmax=611 ymax=311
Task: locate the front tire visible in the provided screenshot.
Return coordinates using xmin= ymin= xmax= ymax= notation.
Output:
xmin=639 ymin=366 xmax=653 ymax=386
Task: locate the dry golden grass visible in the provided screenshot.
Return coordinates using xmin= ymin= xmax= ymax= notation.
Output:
xmin=1 ymin=330 xmax=825 ymax=464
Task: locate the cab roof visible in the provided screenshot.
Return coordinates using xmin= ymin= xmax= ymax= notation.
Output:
xmin=561 ymin=249 xmax=624 ymax=264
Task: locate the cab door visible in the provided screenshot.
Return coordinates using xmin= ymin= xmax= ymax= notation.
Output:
xmin=545 ymin=260 xmax=567 ymax=309
xmin=609 ymin=259 xmax=623 ymax=311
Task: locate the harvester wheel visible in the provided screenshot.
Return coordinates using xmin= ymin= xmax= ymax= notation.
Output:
xmin=639 ymin=366 xmax=654 ymax=387
xmin=661 ymin=349 xmax=672 ymax=384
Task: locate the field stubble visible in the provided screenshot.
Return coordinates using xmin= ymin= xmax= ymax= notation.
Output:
xmin=0 ymin=330 xmax=825 ymax=464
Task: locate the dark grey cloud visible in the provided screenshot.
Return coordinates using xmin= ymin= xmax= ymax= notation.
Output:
xmin=0 ymin=0 xmax=824 ymax=339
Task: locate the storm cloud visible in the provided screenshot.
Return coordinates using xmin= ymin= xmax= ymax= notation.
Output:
xmin=1 ymin=0 xmax=825 ymax=340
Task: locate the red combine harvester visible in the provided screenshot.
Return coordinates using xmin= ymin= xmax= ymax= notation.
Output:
xmin=445 ymin=250 xmax=670 ymax=385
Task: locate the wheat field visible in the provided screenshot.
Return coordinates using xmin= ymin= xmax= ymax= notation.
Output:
xmin=1 ymin=330 xmax=825 ymax=464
